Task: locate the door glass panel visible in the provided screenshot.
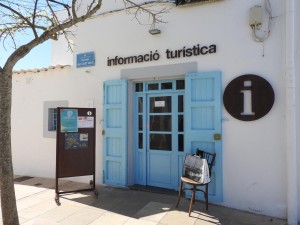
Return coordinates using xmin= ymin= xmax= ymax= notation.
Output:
xmin=138 ymin=97 xmax=143 ymax=113
xmin=139 ymin=133 xmax=143 ymax=149
xmin=148 ymin=83 xmax=159 ymax=90
xmin=178 ymin=134 xmax=184 ymax=152
xmin=150 ymin=115 xmax=171 ymax=131
xmin=178 ymin=115 xmax=183 ymax=132
xmin=176 ymin=80 xmax=185 ymax=90
xmin=150 ymin=134 xmax=171 ymax=151
xmin=136 ymin=83 xmax=143 ymax=92
xmin=178 ymin=95 xmax=183 ymax=112
xmin=150 ymin=96 xmax=171 ymax=113
xmin=161 ymin=82 xmax=172 ymax=90
xmin=139 ymin=115 xmax=143 ymax=131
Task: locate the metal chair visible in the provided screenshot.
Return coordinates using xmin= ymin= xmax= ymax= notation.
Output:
xmin=176 ymin=149 xmax=216 ymax=216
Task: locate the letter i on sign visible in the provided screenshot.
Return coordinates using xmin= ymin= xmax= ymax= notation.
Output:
xmin=240 ymin=81 xmax=255 ymax=116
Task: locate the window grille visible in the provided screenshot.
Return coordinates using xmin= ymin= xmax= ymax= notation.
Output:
xmin=48 ymin=108 xmax=57 ymax=131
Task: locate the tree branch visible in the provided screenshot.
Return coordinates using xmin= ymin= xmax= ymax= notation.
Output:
xmin=72 ymin=0 xmax=78 ymax=19
xmin=48 ymin=0 xmax=71 ymax=16
xmin=31 ymin=0 xmax=39 ymax=38
xmin=0 ymin=2 xmax=36 ymax=36
xmin=3 ymin=0 xmax=102 ymax=72
xmin=1 ymin=0 xmax=169 ymax=72
xmin=123 ymin=0 xmax=168 ymax=25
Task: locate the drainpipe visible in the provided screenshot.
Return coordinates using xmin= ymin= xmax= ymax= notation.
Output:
xmin=285 ymin=0 xmax=298 ymax=224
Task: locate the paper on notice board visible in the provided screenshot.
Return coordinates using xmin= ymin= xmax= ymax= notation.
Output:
xmin=78 ymin=116 xmax=94 ymax=128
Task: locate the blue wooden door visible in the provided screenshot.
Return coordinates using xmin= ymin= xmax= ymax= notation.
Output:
xmin=103 ymin=80 xmax=128 ymax=187
xmin=146 ymin=93 xmax=180 ymax=189
xmin=134 ymin=80 xmax=184 ymax=189
xmin=184 ymin=71 xmax=223 ymax=202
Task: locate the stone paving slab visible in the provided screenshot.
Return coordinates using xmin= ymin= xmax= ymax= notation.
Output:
xmin=134 ymin=201 xmax=172 ymax=222
xmin=59 ymin=207 xmax=106 ymax=225
xmin=0 ymin=177 xmax=290 ymax=225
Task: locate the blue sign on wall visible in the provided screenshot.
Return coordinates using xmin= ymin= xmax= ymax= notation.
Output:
xmin=76 ymin=52 xmax=95 ymax=68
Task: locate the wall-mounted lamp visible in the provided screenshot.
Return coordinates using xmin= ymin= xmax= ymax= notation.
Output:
xmin=149 ymin=23 xmax=161 ymax=35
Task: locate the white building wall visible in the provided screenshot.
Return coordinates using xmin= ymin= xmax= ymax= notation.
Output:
xmin=11 ymin=0 xmax=299 ymax=221
xmin=12 ymin=66 xmax=104 ymax=181
xmin=50 ymin=39 xmax=73 ymax=66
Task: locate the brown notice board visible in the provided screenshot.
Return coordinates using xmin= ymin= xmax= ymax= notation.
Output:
xmin=55 ymin=107 xmax=97 ymax=204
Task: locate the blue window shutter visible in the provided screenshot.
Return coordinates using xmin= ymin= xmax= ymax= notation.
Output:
xmin=103 ymin=79 xmax=128 ymax=187
xmin=184 ymin=71 xmax=223 ymax=202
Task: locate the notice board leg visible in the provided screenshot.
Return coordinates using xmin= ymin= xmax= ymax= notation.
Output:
xmin=94 ymin=188 xmax=99 ymax=197
xmin=90 ymin=179 xmax=98 ymax=197
xmin=55 ymin=193 xmax=61 ymax=206
xmin=55 ymin=177 xmax=61 ymax=205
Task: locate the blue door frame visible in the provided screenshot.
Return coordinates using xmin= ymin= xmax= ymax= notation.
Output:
xmin=103 ymin=72 xmax=223 ymax=203
xmin=134 ymin=81 xmax=184 ymax=189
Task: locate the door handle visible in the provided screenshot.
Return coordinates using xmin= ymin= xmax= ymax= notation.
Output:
xmin=214 ymin=134 xmax=221 ymax=140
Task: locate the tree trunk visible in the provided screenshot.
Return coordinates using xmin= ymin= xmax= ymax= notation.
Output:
xmin=0 ymin=70 xmax=19 ymax=225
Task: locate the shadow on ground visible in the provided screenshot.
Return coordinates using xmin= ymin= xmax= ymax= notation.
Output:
xmin=10 ymin=176 xmax=288 ymax=225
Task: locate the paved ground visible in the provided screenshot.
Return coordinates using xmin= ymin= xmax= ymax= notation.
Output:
xmin=0 ymin=176 xmax=288 ymax=225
